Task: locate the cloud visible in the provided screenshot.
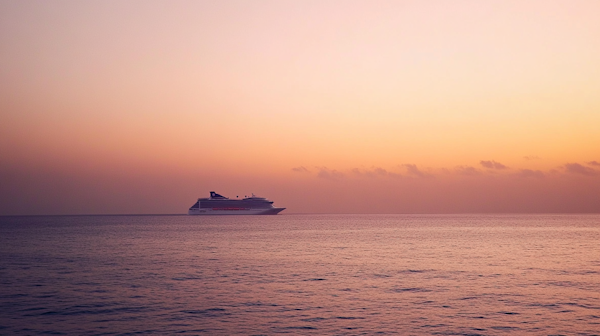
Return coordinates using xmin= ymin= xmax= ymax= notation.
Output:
xmin=454 ymin=166 xmax=481 ymax=176
xmin=523 ymin=156 xmax=540 ymax=161
xmin=564 ymin=163 xmax=599 ymax=176
xmin=352 ymin=167 xmax=402 ymax=179
xmin=292 ymin=166 xmax=310 ymax=173
xmin=516 ymin=169 xmax=544 ymax=178
xmin=480 ymin=160 xmax=508 ymax=170
xmin=317 ymin=167 xmax=344 ymax=180
xmin=587 ymin=161 xmax=600 ymax=167
xmin=403 ymin=164 xmax=433 ymax=178
xmin=372 ymin=167 xmax=390 ymax=176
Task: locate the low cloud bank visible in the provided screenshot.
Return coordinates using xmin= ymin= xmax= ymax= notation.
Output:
xmin=2 ymin=160 xmax=600 ymax=215
xmin=293 ymin=161 xmax=600 ymax=181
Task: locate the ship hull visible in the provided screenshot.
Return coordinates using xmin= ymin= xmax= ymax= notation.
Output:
xmin=188 ymin=207 xmax=285 ymax=215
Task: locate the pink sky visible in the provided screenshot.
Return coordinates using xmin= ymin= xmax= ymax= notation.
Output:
xmin=1 ymin=0 xmax=599 ymax=214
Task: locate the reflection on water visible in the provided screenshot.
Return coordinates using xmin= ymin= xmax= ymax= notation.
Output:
xmin=1 ymin=214 xmax=599 ymax=335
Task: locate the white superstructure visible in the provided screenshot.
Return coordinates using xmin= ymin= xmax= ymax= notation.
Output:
xmin=188 ymin=192 xmax=285 ymax=215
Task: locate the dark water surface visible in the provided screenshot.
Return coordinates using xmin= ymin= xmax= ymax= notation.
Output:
xmin=1 ymin=214 xmax=599 ymax=335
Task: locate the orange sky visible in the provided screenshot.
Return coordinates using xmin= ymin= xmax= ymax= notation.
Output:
xmin=1 ymin=0 xmax=599 ymax=214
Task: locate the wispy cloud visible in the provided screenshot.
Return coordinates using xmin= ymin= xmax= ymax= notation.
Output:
xmin=564 ymin=163 xmax=598 ymax=176
xmin=587 ymin=161 xmax=600 ymax=167
xmin=352 ymin=167 xmax=402 ymax=179
xmin=523 ymin=155 xmax=540 ymax=161
xmin=480 ymin=160 xmax=508 ymax=170
xmin=516 ymin=169 xmax=544 ymax=178
xmin=292 ymin=166 xmax=310 ymax=173
xmin=403 ymin=164 xmax=433 ymax=178
xmin=317 ymin=167 xmax=344 ymax=180
xmin=454 ymin=166 xmax=481 ymax=176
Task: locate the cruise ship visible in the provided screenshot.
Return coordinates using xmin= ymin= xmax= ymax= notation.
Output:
xmin=188 ymin=191 xmax=286 ymax=215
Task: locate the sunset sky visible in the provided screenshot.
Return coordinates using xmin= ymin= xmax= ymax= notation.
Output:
xmin=1 ymin=0 xmax=599 ymax=215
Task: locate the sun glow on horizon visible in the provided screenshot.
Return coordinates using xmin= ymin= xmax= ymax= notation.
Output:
xmin=1 ymin=0 xmax=600 ymax=214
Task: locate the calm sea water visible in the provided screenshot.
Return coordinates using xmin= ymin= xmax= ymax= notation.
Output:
xmin=1 ymin=214 xmax=599 ymax=335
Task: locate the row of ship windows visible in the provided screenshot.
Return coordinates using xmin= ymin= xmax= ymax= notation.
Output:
xmin=190 ymin=201 xmax=272 ymax=209
xmin=198 ymin=204 xmax=272 ymax=209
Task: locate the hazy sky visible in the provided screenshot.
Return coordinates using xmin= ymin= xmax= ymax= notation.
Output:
xmin=1 ymin=0 xmax=599 ymax=214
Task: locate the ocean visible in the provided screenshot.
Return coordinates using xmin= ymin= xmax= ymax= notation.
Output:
xmin=1 ymin=214 xmax=599 ymax=335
